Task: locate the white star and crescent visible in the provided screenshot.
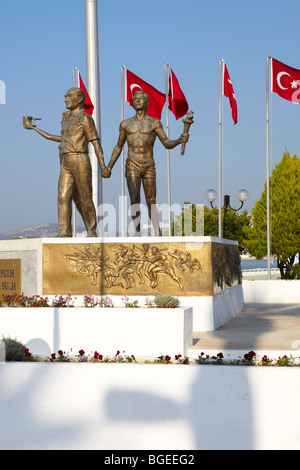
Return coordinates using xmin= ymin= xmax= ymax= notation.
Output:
xmin=291 ymin=80 xmax=300 ymax=89
xmin=130 ymin=83 xmax=142 ymax=97
xmin=226 ymin=78 xmax=236 ymax=99
xmin=277 ymin=71 xmax=300 ymax=90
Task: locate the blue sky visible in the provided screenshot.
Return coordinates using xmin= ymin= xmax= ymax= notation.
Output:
xmin=0 ymin=0 xmax=300 ymax=233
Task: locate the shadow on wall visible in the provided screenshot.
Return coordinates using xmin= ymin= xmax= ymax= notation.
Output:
xmin=105 ymin=366 xmax=254 ymax=450
xmin=0 ymin=363 xmax=254 ymax=450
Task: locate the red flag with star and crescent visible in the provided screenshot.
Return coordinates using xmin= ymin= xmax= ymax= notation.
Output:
xmin=271 ymin=57 xmax=300 ymax=103
xmin=125 ymin=69 xmax=166 ymax=120
xmin=223 ymin=62 xmax=238 ymax=124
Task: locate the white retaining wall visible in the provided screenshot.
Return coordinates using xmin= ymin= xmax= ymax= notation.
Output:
xmin=0 ymin=307 xmax=193 ymax=358
xmin=180 ymin=284 xmax=244 ymax=331
xmin=1 ymin=363 xmax=300 ymax=450
xmin=243 ymin=280 xmax=300 ymax=303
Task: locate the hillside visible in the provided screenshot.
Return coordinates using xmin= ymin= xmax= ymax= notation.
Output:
xmin=0 ymin=224 xmax=84 ymax=240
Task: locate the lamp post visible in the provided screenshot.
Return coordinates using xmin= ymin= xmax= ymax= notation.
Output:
xmin=206 ymin=189 xmax=249 ymax=211
xmin=206 ymin=189 xmax=249 ymax=237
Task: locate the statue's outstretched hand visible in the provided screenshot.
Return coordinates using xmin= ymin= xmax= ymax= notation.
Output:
xmin=23 ymin=116 xmax=36 ymax=130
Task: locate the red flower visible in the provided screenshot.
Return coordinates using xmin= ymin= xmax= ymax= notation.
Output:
xmin=24 ymin=348 xmax=31 ymax=357
xmin=93 ymin=351 xmax=103 ymax=360
xmin=244 ymin=350 xmax=256 ymax=360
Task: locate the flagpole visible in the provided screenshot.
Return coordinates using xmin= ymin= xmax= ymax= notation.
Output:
xmin=72 ymin=67 xmax=78 ymax=238
xmin=266 ymin=56 xmax=271 ymax=280
xmin=165 ymin=63 xmax=172 ymax=236
xmin=121 ymin=65 xmax=126 ymax=237
xmin=218 ymin=59 xmax=224 ymax=238
xmin=85 ymin=0 xmax=102 ymax=235
xmin=73 ymin=67 xmax=78 ymax=87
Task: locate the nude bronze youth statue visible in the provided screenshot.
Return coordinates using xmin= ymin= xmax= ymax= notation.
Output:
xmin=105 ymin=90 xmax=189 ymax=236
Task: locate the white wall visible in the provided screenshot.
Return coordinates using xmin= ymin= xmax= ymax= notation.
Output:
xmin=1 ymin=363 xmax=300 ymax=450
xmin=0 ymin=307 xmax=193 ymax=358
xmin=243 ymin=280 xmax=300 ymax=303
xmin=180 ymin=284 xmax=244 ymax=331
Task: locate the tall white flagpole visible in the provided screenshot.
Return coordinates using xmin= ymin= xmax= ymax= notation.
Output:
xmin=266 ymin=56 xmax=271 ymax=280
xmin=72 ymin=67 xmax=78 ymax=238
xmin=85 ymin=0 xmax=102 ymax=234
xmin=73 ymin=67 xmax=78 ymax=87
xmin=121 ymin=65 xmax=127 ymax=237
xmin=165 ymin=63 xmax=172 ymax=236
xmin=218 ymin=59 xmax=224 ymax=238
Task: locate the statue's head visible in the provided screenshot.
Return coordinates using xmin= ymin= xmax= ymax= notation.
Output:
xmin=133 ymin=90 xmax=149 ymax=110
xmin=64 ymin=87 xmax=86 ymax=110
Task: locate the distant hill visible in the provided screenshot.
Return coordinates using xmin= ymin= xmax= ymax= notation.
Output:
xmin=0 ymin=224 xmax=164 ymax=239
xmin=0 ymin=224 xmax=85 ymax=240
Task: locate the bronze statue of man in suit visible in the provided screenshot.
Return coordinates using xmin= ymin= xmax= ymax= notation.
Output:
xmin=23 ymin=87 xmax=110 ymax=237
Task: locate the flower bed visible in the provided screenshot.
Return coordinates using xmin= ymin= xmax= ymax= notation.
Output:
xmin=0 ymin=293 xmax=193 ymax=358
xmin=2 ymin=335 xmax=300 ymax=367
xmin=0 ymin=292 xmax=179 ymax=309
xmin=13 ymin=347 xmax=300 ymax=367
xmin=1 ymin=292 xmax=300 ymax=366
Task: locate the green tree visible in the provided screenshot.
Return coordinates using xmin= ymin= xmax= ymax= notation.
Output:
xmin=244 ymin=152 xmax=300 ymax=279
xmin=203 ymin=206 xmax=250 ymax=253
xmin=172 ymin=203 xmax=251 ymax=253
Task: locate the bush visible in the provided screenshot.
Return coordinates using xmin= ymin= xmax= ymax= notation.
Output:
xmin=291 ymin=263 xmax=300 ymax=279
xmin=1 ymin=336 xmax=26 ymax=361
xmin=154 ymin=294 xmax=180 ymax=308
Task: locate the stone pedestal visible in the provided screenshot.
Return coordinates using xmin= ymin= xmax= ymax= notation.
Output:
xmin=0 ymin=236 xmax=243 ymax=331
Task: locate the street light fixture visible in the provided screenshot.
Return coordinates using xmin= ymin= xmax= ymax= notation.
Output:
xmin=206 ymin=189 xmax=249 ymax=211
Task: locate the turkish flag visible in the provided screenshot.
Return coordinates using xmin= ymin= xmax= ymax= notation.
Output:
xmin=223 ymin=62 xmax=238 ymax=124
xmin=126 ymin=69 xmax=166 ymax=120
xmin=168 ymin=68 xmax=189 ymax=119
xmin=78 ymin=72 xmax=94 ymax=115
xmin=271 ymin=57 xmax=300 ymax=103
